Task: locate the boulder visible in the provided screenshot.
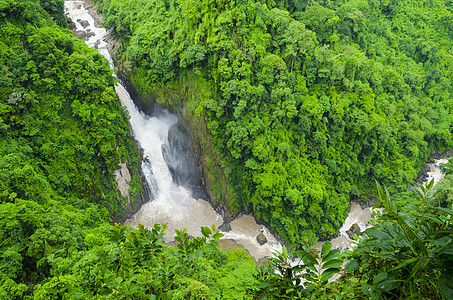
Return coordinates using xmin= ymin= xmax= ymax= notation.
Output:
xmin=162 ymin=121 xmax=209 ymax=200
xmin=74 ymin=30 xmax=89 ymax=41
xmin=79 ymin=20 xmax=90 ymax=28
xmin=256 ymin=233 xmax=267 ymax=245
xmin=346 ymin=223 xmax=361 ymax=239
xmin=219 ymin=222 xmax=231 ymax=232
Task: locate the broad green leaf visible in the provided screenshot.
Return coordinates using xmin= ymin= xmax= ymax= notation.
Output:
xmin=321 ymin=269 xmax=340 ymax=281
xmin=322 ymin=249 xmax=340 ymax=263
xmin=433 ymin=207 xmax=453 ymax=216
xmin=300 ymin=251 xmax=317 ymax=266
xmin=201 ymin=226 xmax=212 ymax=238
xmin=440 ymin=274 xmax=453 ymax=300
xmin=321 ymin=241 xmax=332 ymax=257
xmin=377 ymin=278 xmax=400 ymax=292
xmin=427 ymin=178 xmax=434 ymax=190
xmin=44 ymin=241 xmax=54 ymax=256
xmin=307 ymin=264 xmax=317 ymax=273
xmin=349 ymin=276 xmax=359 ymax=283
xmin=344 ymin=259 xmax=360 ymax=272
xmin=439 ymin=244 xmax=453 ymax=255
xmin=408 ymin=258 xmax=429 ymax=280
xmin=322 ymin=259 xmax=342 ymax=269
xmin=372 ymin=202 xmax=383 ymax=210
xmin=373 ymin=272 xmax=388 ymax=284
xmin=390 ymin=258 xmax=417 ymax=272
xmin=295 ymin=250 xmax=305 ymax=259
xmin=367 ymin=228 xmax=392 ymax=240
xmin=426 ymin=236 xmax=450 ymax=247
xmin=423 ymin=215 xmax=443 ymax=225
xmin=417 ymin=183 xmax=426 ymax=194
xmin=36 ymin=257 xmax=47 ymax=269
xmin=212 ymin=232 xmax=224 ymax=239
xmin=361 ymin=283 xmax=373 ymax=296
xmin=257 ymin=282 xmax=274 ymax=289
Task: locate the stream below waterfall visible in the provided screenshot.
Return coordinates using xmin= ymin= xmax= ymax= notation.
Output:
xmin=317 ymin=157 xmax=450 ymax=252
xmin=65 ymin=0 xmax=449 ymax=261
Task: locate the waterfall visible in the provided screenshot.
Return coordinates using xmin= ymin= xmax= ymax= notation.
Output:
xmin=64 ymin=0 xmax=282 ymax=261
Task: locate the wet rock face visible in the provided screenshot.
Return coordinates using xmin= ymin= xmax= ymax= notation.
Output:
xmin=73 ymin=30 xmax=89 ymax=40
xmin=256 ymin=233 xmax=268 ymax=245
xmin=77 ymin=19 xmax=90 ymax=28
xmin=346 ymin=223 xmax=361 ymax=239
xmin=219 ymin=222 xmax=232 ymax=232
xmin=162 ymin=121 xmax=209 ymax=200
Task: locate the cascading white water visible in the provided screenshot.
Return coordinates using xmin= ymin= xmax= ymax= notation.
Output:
xmin=427 ymin=158 xmax=448 ymax=185
xmin=64 ymin=0 xmax=282 ymax=261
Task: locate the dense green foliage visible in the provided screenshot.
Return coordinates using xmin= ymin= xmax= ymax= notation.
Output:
xmin=260 ymin=181 xmax=453 ymax=299
xmin=344 ymin=181 xmax=453 ymax=299
xmin=0 ymin=0 xmax=143 ymax=215
xmin=93 ymin=0 xmax=453 ymax=247
xmin=257 ymin=241 xmax=346 ymax=299
xmin=1 ymin=0 xmax=452 ymax=298
xmin=32 ymin=223 xmax=259 ymax=299
xmin=0 ymin=1 xmax=259 ymax=298
xmin=0 ymin=0 xmax=143 ymax=296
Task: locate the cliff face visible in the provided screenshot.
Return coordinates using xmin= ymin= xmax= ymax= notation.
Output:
xmin=107 ymin=61 xmax=242 ymax=220
xmin=124 ymin=68 xmax=242 ymax=221
xmin=178 ymin=74 xmax=241 ymax=221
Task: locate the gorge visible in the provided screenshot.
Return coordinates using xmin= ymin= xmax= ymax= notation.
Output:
xmin=64 ymin=0 xmax=451 ymax=260
xmin=65 ymin=0 xmax=284 ymax=260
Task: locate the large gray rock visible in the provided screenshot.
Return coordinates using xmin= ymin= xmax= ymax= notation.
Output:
xmin=79 ymin=19 xmax=90 ymax=28
xmin=162 ymin=121 xmax=209 ymax=200
xmin=256 ymin=233 xmax=267 ymax=245
xmin=346 ymin=223 xmax=361 ymax=239
xmin=219 ymin=222 xmax=231 ymax=232
xmin=73 ymin=30 xmax=89 ymax=41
